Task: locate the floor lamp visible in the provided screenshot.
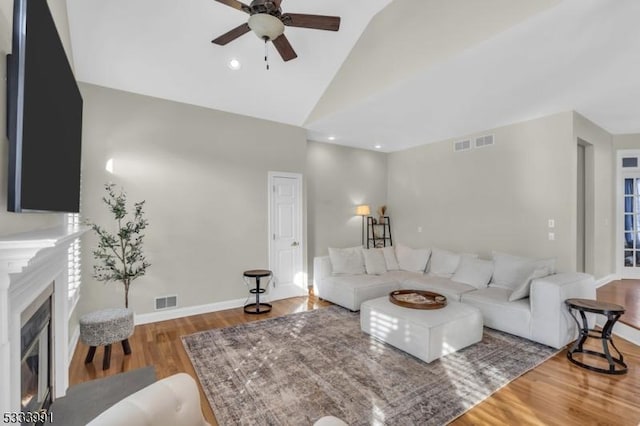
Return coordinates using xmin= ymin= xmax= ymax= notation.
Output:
xmin=356 ymin=205 xmax=371 ymax=247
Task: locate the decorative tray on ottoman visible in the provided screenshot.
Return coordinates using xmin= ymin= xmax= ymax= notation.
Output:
xmin=389 ymin=290 xmax=447 ymax=310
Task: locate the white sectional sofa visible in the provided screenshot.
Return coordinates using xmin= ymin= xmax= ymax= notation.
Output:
xmin=313 ymin=245 xmax=596 ymax=349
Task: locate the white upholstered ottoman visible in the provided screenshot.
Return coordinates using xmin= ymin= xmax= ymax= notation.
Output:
xmin=360 ymin=296 xmax=483 ymax=363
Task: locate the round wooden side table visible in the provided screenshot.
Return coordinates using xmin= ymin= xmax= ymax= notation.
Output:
xmin=565 ymin=298 xmax=627 ymax=375
xmin=243 ymin=269 xmax=272 ymax=314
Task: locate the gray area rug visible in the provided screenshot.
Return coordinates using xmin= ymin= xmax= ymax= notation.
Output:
xmin=182 ymin=307 xmax=557 ymax=425
xmin=47 ymin=366 xmax=156 ymax=425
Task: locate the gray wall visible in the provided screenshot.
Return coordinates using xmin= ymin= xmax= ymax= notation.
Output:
xmin=388 ymin=112 xmax=582 ymax=273
xmin=0 ymin=0 xmax=74 ymax=235
xmin=78 ymin=83 xmax=307 ymax=316
xmin=613 ymin=133 xmax=640 ymax=150
xmin=306 ymin=141 xmax=387 ymax=280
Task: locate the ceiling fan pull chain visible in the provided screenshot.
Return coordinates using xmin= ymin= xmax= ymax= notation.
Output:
xmin=264 ymin=38 xmax=270 ymax=71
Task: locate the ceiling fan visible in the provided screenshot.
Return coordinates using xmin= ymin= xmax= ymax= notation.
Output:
xmin=211 ymin=0 xmax=341 ymax=62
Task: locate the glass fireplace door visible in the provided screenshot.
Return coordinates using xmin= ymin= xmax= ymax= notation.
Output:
xmin=20 ymin=295 xmax=52 ymax=421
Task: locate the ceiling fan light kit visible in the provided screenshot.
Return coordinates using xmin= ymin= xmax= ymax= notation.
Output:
xmin=211 ymin=0 xmax=341 ymax=64
xmin=248 ymin=13 xmax=284 ymax=40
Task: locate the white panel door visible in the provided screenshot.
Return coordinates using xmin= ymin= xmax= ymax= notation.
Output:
xmin=621 ymin=174 xmax=640 ymax=278
xmin=617 ymin=151 xmax=640 ymax=277
xmin=269 ymin=173 xmax=305 ymax=301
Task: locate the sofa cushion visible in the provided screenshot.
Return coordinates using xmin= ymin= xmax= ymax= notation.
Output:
xmin=382 ymin=246 xmax=400 ymax=271
xmin=382 ymin=270 xmax=424 ymax=282
xmin=328 ymin=246 xmax=365 ymax=275
xmin=428 ymin=248 xmax=460 ymax=277
xmin=322 ymin=274 xmax=400 ymax=311
xmin=508 ymin=267 xmax=550 ymax=301
xmin=451 ymin=257 xmax=494 ymax=289
xmin=461 ymin=287 xmax=531 ymax=338
xmin=363 ymin=248 xmax=387 ymax=275
xmin=401 ymin=275 xmax=476 ymax=302
xmin=395 ymin=244 xmax=431 ymax=273
xmin=87 ymin=373 xmax=209 ymax=426
xmin=324 ymin=273 xmax=390 ymax=287
xmin=490 ymin=251 xmax=556 ymax=291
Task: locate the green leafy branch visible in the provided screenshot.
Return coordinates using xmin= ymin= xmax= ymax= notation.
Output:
xmin=88 ymin=183 xmax=151 ymax=308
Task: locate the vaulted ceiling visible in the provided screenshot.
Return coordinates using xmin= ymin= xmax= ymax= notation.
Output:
xmin=66 ymin=0 xmax=640 ymax=152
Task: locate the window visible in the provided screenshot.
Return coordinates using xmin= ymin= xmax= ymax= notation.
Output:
xmin=66 ymin=213 xmax=82 ymax=314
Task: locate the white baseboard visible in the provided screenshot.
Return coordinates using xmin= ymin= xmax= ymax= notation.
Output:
xmin=68 ymin=325 xmax=80 ymax=361
xmin=595 ymin=274 xmax=620 ymax=288
xmin=596 ymin=316 xmax=640 ymax=346
xmin=134 ymin=298 xmax=247 ymax=325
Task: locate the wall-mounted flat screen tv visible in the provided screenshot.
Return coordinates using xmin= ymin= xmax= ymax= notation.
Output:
xmin=6 ymin=0 xmax=83 ymax=213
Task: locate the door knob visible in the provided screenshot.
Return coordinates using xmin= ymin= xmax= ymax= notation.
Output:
xmin=291 ymin=241 xmax=299 ymax=247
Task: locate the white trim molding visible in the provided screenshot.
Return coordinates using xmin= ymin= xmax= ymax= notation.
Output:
xmin=68 ymin=325 xmax=80 ymax=361
xmin=594 ymin=274 xmax=620 ymax=288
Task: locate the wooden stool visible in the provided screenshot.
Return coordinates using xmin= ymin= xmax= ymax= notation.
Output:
xmin=79 ymin=308 xmax=134 ymax=370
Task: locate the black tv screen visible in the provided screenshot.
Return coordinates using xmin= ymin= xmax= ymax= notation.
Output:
xmin=6 ymin=0 xmax=83 ymax=213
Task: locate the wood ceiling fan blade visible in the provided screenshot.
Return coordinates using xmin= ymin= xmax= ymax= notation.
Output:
xmin=211 ymin=23 xmax=251 ymax=45
xmin=272 ymin=34 xmax=297 ymax=61
xmin=281 ymin=13 xmax=340 ymax=31
xmin=214 ymin=0 xmax=251 ymax=13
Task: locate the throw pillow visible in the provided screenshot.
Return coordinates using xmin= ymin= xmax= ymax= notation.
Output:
xmin=328 ymin=246 xmax=365 ymax=275
xmin=363 ymin=248 xmax=387 ymax=275
xmin=382 ymin=246 xmax=400 ymax=271
xmin=429 ymin=248 xmax=463 ymax=278
xmin=395 ymin=244 xmax=431 ymax=273
xmin=508 ymin=266 xmax=550 ymax=301
xmin=451 ymin=257 xmax=494 ymax=289
xmin=491 ymin=251 xmax=556 ymax=290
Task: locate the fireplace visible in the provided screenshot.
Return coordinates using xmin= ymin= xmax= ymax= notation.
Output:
xmin=20 ymin=287 xmax=53 ymax=416
xmin=0 ymin=226 xmax=87 ymax=415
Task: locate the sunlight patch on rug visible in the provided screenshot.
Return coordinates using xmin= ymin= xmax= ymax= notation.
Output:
xmin=181 ymin=306 xmax=557 ymax=425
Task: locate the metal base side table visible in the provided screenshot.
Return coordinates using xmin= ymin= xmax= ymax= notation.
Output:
xmin=565 ymin=298 xmax=627 ymax=375
xmin=243 ymin=269 xmax=272 ymax=314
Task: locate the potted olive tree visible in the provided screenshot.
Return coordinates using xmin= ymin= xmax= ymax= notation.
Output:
xmin=88 ymin=184 xmax=151 ymax=308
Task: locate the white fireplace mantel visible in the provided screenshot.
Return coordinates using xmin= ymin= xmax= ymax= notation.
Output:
xmin=0 ymin=225 xmax=87 ymax=414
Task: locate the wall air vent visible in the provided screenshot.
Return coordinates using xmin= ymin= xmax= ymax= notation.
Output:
xmin=155 ymin=295 xmax=177 ymax=310
xmin=454 ymin=139 xmax=471 ymax=152
xmin=475 ymin=134 xmax=494 ymax=148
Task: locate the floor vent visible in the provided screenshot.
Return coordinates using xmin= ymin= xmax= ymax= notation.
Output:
xmin=454 ymin=139 xmax=471 ymax=152
xmin=155 ymin=295 xmax=177 ymax=310
xmin=475 ymin=134 xmax=494 ymax=148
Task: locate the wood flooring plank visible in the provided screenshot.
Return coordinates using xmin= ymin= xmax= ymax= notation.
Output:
xmin=597 ymin=279 xmax=640 ymax=329
xmin=69 ymin=295 xmax=640 ymax=425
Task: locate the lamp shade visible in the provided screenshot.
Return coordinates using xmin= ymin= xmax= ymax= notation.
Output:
xmin=248 ymin=13 xmax=285 ymax=41
xmin=355 ymin=205 xmax=371 ymax=216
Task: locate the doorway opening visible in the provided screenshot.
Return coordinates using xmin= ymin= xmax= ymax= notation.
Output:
xmin=577 ymin=139 xmax=594 ymax=274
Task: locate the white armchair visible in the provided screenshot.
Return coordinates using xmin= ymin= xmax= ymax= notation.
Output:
xmin=88 ymin=373 xmax=210 ymax=426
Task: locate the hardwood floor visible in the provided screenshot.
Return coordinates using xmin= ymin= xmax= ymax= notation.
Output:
xmin=597 ymin=279 xmax=640 ymax=329
xmin=69 ymin=296 xmax=640 ymax=425
xmin=69 ymin=297 xmax=332 ymax=424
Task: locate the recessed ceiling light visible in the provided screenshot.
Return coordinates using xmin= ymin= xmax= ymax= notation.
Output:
xmin=328 ymin=136 xmax=336 ymax=141
xmin=228 ymin=58 xmax=241 ymax=70
xmin=374 ymin=144 xmax=382 ymax=149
